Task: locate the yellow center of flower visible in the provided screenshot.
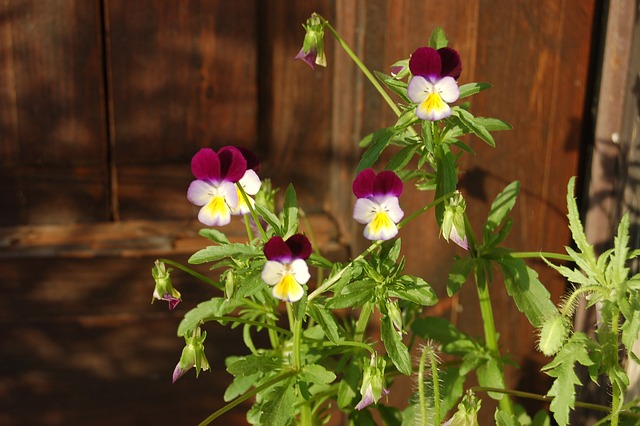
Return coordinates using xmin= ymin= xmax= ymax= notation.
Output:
xmin=369 ymin=212 xmax=395 ymax=235
xmin=272 ymin=273 xmax=303 ymax=302
xmin=421 ymin=92 xmax=447 ymax=113
xmin=205 ymin=195 xmax=229 ymax=217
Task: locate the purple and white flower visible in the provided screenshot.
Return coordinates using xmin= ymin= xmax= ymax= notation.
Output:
xmin=187 ymin=147 xmax=247 ymax=226
xmin=407 ymin=46 xmax=462 ymax=121
xmin=352 ymin=169 xmax=404 ymax=241
xmin=231 ymin=147 xmax=262 ymax=216
xmin=261 ymin=234 xmax=312 ymax=303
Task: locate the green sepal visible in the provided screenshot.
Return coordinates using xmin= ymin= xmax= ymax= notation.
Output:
xmin=428 ymin=27 xmax=448 ymax=49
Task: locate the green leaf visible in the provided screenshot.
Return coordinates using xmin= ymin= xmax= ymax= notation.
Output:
xmin=198 ymin=228 xmax=231 ymax=244
xmin=499 ymin=256 xmax=557 ymax=328
xmin=451 ymin=108 xmax=496 ymax=147
xmin=542 ymin=333 xmax=594 ymax=426
xmin=224 ymin=372 xmax=261 ymax=401
xmin=374 ymin=70 xmax=410 ymax=103
xmin=337 ymin=362 xmax=360 ymax=409
xmin=484 ymin=181 xmax=520 ymax=236
xmin=189 ymin=243 xmax=262 ymax=264
xmin=177 ymin=298 xmax=240 ymax=336
xmin=307 ymin=303 xmax=340 ymax=343
xmin=609 ymin=212 xmax=630 ymax=288
xmin=411 ymin=316 xmax=478 ymax=355
xmin=458 ymin=82 xmax=493 ymax=99
xmin=376 ymin=405 xmax=403 ymax=426
xmin=301 ymin=364 xmax=336 ymax=385
xmin=326 ymin=285 xmax=374 ymax=309
xmin=474 ymin=116 xmax=512 ymax=131
xmin=390 ymin=275 xmax=438 ymax=306
xmin=477 ymin=356 xmax=505 ymax=400
xmin=448 ymin=256 xmax=474 ymax=296
xmin=435 ymin=144 xmax=458 ymax=226
xmin=254 ymin=203 xmax=282 ymax=235
xmin=386 ymin=144 xmax=418 ymax=173
xmin=227 ymin=354 xmax=283 ymax=377
xmin=428 ymin=27 xmax=448 ymax=49
xmin=381 ymin=316 xmax=413 ymax=376
xmin=282 ymin=184 xmax=299 ymax=238
xmin=566 ymin=177 xmax=597 ymax=268
xmin=356 ymin=128 xmax=395 ymax=173
xmin=495 ymin=409 xmax=521 ymax=426
xmin=259 ymin=379 xmax=296 ymax=426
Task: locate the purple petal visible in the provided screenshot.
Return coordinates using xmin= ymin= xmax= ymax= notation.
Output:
xmin=237 ymin=146 xmax=260 ymax=171
xmin=286 ymin=234 xmax=312 ymax=260
xmin=191 ymin=148 xmax=221 ymax=180
xmin=162 ymin=294 xmax=181 ymax=310
xmin=437 ymin=47 xmax=462 ymax=80
xmin=264 ymin=236 xmax=292 ymax=261
xmin=295 ymin=47 xmax=317 ymax=69
xmin=353 ymin=168 xmax=376 ymax=198
xmin=355 ymin=387 xmax=375 ymax=410
xmin=409 ymin=47 xmax=442 ymax=79
xmin=373 ymin=171 xmax=403 ymax=197
xmin=218 ymin=146 xmax=247 ymax=183
xmin=172 ymin=362 xmax=191 ymax=383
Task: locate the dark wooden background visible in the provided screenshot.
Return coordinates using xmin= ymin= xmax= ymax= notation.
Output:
xmin=0 ymin=0 xmax=599 ymax=424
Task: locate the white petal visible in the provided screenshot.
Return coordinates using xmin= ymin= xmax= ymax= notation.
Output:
xmin=261 ymin=261 xmax=285 ymax=285
xmin=416 ymin=94 xmax=451 ymax=121
xmin=407 ymin=76 xmax=432 ymax=103
xmin=290 ymin=259 xmax=311 ymax=284
xmin=239 ymin=170 xmax=261 ymax=195
xmin=272 ymin=275 xmax=304 ymax=302
xmin=434 ymin=76 xmax=460 ymax=103
xmin=363 ymin=215 xmax=398 ymax=241
xmin=378 ymin=196 xmax=404 ymax=223
xmin=198 ymin=196 xmax=231 ymax=226
xmin=353 ymin=198 xmax=378 ymax=224
xmin=218 ymin=181 xmax=238 ymax=208
xmin=187 ymin=180 xmax=214 ymax=206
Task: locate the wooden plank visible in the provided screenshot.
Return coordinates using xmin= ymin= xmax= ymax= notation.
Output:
xmin=105 ymin=0 xmax=259 ymax=221
xmin=0 ymin=0 xmax=110 ymax=226
xmin=257 ymin=0 xmax=336 ymax=214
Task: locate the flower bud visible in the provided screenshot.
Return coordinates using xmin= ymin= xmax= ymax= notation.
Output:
xmin=538 ymin=314 xmax=570 ymax=356
xmin=294 ymin=13 xmax=326 ymax=69
xmin=442 ymin=391 xmax=481 ymax=426
xmin=173 ymin=327 xmax=210 ymax=383
xmin=151 ymin=260 xmax=181 ymax=310
xmin=441 ymin=192 xmax=468 ymax=250
xmin=355 ymin=354 xmax=389 ymax=410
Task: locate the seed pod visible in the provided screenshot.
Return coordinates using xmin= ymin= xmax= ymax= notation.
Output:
xmin=538 ymin=314 xmax=570 ymax=356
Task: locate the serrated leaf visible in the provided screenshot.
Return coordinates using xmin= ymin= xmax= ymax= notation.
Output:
xmin=542 ymin=333 xmax=594 ymax=426
xmin=307 ymin=303 xmax=340 ymax=343
xmin=495 ymin=409 xmax=521 ymax=426
xmin=566 ymin=177 xmax=597 ymax=268
xmin=458 ymin=82 xmax=493 ymax=99
xmin=189 ymin=243 xmax=262 ymax=264
xmin=198 ymin=228 xmax=231 ymax=244
xmin=254 ymin=203 xmax=282 ymax=235
xmin=499 ymin=256 xmax=557 ymax=327
xmin=448 ymin=257 xmax=474 ymax=296
xmin=381 ymin=316 xmax=413 ymax=376
xmin=428 ymin=27 xmax=448 ymax=49
xmin=374 ymin=70 xmax=410 ymax=103
xmin=477 ymin=356 xmax=505 ymax=400
xmin=609 ymin=212 xmax=630 ymax=288
xmin=177 ymin=298 xmax=240 ymax=336
xmin=484 ymin=181 xmax=520 ymax=236
xmin=389 ymin=275 xmax=438 ymax=306
xmin=301 ymin=364 xmax=336 ymax=385
xmin=260 ymin=379 xmax=296 ymax=426
xmin=356 ymin=128 xmax=395 ymax=173
xmin=227 ymin=354 xmax=283 ymax=377
xmin=451 ymin=108 xmax=496 ymax=147
xmin=224 ymin=372 xmax=261 ymax=402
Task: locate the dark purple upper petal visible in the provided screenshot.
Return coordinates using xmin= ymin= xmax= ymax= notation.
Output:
xmin=264 ymin=236 xmax=292 ymax=261
xmin=191 ymin=148 xmax=221 ymax=180
xmin=352 ymin=168 xmax=376 ymax=198
xmin=437 ymin=47 xmax=462 ymax=80
xmin=286 ymin=234 xmax=312 ymax=260
xmin=237 ymin=146 xmax=260 ymax=171
xmin=373 ymin=171 xmax=403 ymax=197
xmin=218 ymin=146 xmax=247 ymax=183
xmin=409 ymin=47 xmax=442 ymax=79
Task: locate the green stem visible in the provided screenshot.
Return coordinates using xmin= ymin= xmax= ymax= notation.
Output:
xmin=243 ymin=214 xmax=255 ymax=241
xmin=474 ymin=265 xmax=513 ymax=415
xmin=354 ymin=302 xmax=373 ymax=343
xmin=321 ymin=19 xmax=401 ymax=117
xmin=198 ymin=369 xmax=297 ymax=425
xmin=289 ymin=302 xmax=312 ymax=426
xmin=206 ymin=316 xmax=292 ymax=336
xmin=158 ymin=258 xmax=222 ymax=290
xmin=509 ymin=251 xmax=573 ymax=262
xmin=429 ymin=350 xmax=441 ymax=424
xmin=237 ymin=183 xmax=268 ymax=241
xmin=611 ymin=310 xmax=622 ymax=426
xmin=314 ymin=340 xmax=375 ymax=355
xmin=559 ymin=285 xmax=604 ymax=317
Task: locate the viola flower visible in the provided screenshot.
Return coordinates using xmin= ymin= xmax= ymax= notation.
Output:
xmin=231 ymin=147 xmax=262 ymax=216
xmin=355 ymin=354 xmax=389 ymax=410
xmin=261 ymin=234 xmax=312 ymax=303
xmin=352 ymin=169 xmax=404 ymax=241
xmin=187 ymin=147 xmax=247 ymax=226
xmin=407 ymin=46 xmax=462 ymax=121
xmin=172 ymin=327 xmax=210 ymax=383
xmin=151 ymin=260 xmax=181 ymax=310
xmin=441 ymin=192 xmax=469 ymax=250
xmin=294 ymin=13 xmax=327 ymax=69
